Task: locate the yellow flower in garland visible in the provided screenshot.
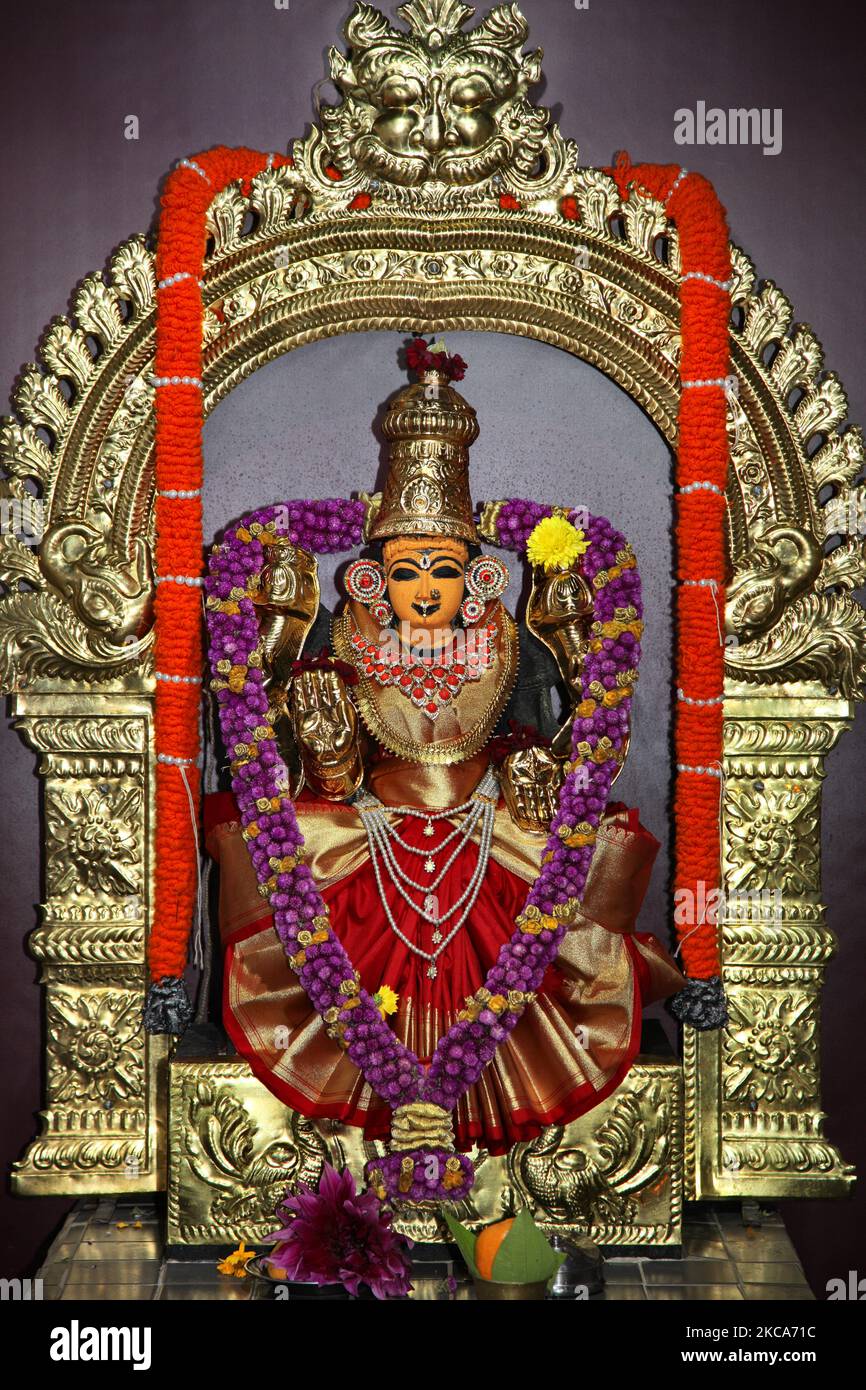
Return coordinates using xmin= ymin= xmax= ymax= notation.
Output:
xmin=525 ymin=515 xmax=590 ymax=572
xmin=373 ymin=985 xmax=399 ymax=1019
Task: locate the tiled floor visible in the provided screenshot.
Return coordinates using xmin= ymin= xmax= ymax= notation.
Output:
xmin=602 ymin=1204 xmax=815 ymax=1301
xmin=35 ymin=1197 xmax=815 ymax=1300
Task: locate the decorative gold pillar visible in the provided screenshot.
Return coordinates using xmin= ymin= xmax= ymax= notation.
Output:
xmin=685 ymin=691 xmax=856 ymax=1199
xmin=10 ymin=693 xmax=167 ymax=1195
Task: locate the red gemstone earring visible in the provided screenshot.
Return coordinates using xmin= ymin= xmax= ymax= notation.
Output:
xmin=344 ymin=558 xmax=393 ymax=625
xmin=461 ymin=554 xmax=509 ymax=625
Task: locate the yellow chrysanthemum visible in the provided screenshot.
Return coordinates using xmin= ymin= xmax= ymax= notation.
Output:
xmin=525 ymin=515 xmax=590 ymax=572
xmin=374 ymin=985 xmax=399 ymax=1018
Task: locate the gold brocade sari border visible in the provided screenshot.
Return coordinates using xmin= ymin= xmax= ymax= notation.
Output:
xmin=224 ymin=923 xmax=645 ymax=1124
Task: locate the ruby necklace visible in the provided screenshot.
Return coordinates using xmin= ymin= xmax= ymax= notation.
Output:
xmin=348 ymin=621 xmax=496 ymax=721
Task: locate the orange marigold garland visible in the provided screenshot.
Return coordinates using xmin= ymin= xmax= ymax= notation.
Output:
xmin=605 ymin=153 xmax=731 ymax=1028
xmin=145 ymin=147 xmax=292 ymax=1032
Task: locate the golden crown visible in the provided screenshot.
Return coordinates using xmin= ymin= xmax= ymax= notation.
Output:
xmin=367 ymin=345 xmax=480 ymax=543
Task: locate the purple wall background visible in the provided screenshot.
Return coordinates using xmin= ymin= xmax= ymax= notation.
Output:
xmin=1 ymin=0 xmax=864 ymax=1291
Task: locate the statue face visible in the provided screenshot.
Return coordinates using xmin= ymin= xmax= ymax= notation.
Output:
xmin=321 ymin=4 xmax=544 ymax=189
xmin=369 ymin=66 xmax=502 ymax=176
xmin=383 ymin=536 xmax=468 ymax=639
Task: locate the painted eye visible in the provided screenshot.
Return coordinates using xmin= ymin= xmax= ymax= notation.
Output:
xmin=431 ymin=565 xmax=463 ymax=579
xmin=390 ymin=567 xmax=418 ymax=582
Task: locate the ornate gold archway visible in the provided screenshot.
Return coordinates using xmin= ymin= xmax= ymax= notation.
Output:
xmin=2 ymin=0 xmax=862 ymax=1237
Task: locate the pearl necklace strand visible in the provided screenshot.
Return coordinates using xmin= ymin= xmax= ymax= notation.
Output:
xmin=366 ymin=800 xmax=485 ymax=893
xmin=356 ymin=769 xmax=499 ymax=979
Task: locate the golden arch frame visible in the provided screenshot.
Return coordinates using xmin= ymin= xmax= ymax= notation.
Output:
xmin=2 ymin=4 xmax=863 ymax=1221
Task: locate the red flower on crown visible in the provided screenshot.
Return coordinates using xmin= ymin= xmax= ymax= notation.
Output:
xmin=405 ymin=336 xmax=468 ymax=383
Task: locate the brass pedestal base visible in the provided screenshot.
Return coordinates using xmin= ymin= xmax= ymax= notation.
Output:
xmin=167 ymin=1051 xmax=683 ymax=1248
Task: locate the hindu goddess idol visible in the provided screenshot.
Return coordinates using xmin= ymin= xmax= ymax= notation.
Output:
xmin=204 ymin=338 xmax=685 ymax=1201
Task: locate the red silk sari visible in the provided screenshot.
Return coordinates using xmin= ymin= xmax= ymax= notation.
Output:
xmin=206 ymin=790 xmax=685 ymax=1155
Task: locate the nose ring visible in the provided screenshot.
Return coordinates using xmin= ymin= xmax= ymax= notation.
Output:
xmin=429 ymin=588 xmax=441 ymax=599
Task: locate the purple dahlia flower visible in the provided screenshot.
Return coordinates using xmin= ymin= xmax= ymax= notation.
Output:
xmin=266 ymin=1163 xmax=413 ymax=1299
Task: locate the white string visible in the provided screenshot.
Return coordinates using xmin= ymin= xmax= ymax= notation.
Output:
xmin=202 ymin=590 xmax=220 ymax=798
xmin=724 ymin=375 xmax=742 ymax=447
xmin=673 ymin=919 xmax=704 ymax=958
xmin=713 ymin=759 xmax=726 ymax=884
xmin=709 ymin=578 xmax=724 ymax=646
xmin=682 ymin=577 xmax=724 ymax=646
xmin=179 ymin=762 xmax=204 ymax=970
xmin=673 ymin=759 xmax=726 ymax=959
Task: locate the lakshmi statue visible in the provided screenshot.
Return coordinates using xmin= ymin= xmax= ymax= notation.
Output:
xmin=204 ymin=339 xmax=685 ymax=1181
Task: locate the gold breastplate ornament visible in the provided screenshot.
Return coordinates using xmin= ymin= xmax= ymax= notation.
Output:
xmin=332 ymin=598 xmax=518 ymax=767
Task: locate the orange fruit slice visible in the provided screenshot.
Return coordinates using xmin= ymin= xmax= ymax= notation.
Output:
xmin=474 ymin=1218 xmax=515 ymax=1281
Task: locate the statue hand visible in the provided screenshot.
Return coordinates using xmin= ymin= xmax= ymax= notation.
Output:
xmin=289 ymin=668 xmax=363 ymax=798
xmin=499 ymin=744 xmax=566 ymax=833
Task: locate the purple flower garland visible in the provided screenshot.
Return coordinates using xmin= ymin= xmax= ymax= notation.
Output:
xmin=205 ymin=498 xmax=642 ymax=1203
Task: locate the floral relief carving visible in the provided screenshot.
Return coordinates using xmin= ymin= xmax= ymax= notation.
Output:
xmin=48 ymin=989 xmax=143 ymax=1106
xmin=723 ymin=990 xmax=817 ymax=1105
xmin=725 ymin=779 xmax=819 ymax=893
xmin=46 ymin=783 xmax=141 ymax=898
